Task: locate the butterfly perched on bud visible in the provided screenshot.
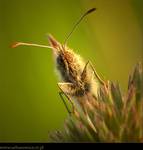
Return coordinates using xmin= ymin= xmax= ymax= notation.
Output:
xmin=11 ymin=8 xmax=105 ymax=115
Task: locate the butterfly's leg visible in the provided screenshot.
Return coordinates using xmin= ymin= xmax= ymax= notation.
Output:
xmin=57 ymin=83 xmax=75 ymax=114
xmin=59 ymin=92 xmax=72 ymax=115
xmin=88 ymin=61 xmax=105 ymax=85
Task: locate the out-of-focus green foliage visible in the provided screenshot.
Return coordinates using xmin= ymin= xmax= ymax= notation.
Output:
xmin=50 ymin=63 xmax=143 ymax=142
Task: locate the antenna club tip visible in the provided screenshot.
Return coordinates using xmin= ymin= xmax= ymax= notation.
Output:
xmin=87 ymin=8 xmax=96 ymax=14
xmin=10 ymin=42 xmax=20 ymax=48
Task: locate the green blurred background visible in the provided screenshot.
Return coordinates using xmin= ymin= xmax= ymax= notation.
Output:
xmin=0 ymin=0 xmax=143 ymax=142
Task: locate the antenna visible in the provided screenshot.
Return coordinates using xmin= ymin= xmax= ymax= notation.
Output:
xmin=11 ymin=42 xmax=53 ymax=49
xmin=64 ymin=8 xmax=96 ymax=46
xmin=11 ymin=8 xmax=96 ymax=50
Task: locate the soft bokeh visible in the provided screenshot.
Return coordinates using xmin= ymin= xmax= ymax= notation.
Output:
xmin=0 ymin=0 xmax=142 ymax=142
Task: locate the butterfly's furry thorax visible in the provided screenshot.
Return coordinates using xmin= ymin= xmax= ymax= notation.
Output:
xmin=56 ymin=47 xmax=83 ymax=82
